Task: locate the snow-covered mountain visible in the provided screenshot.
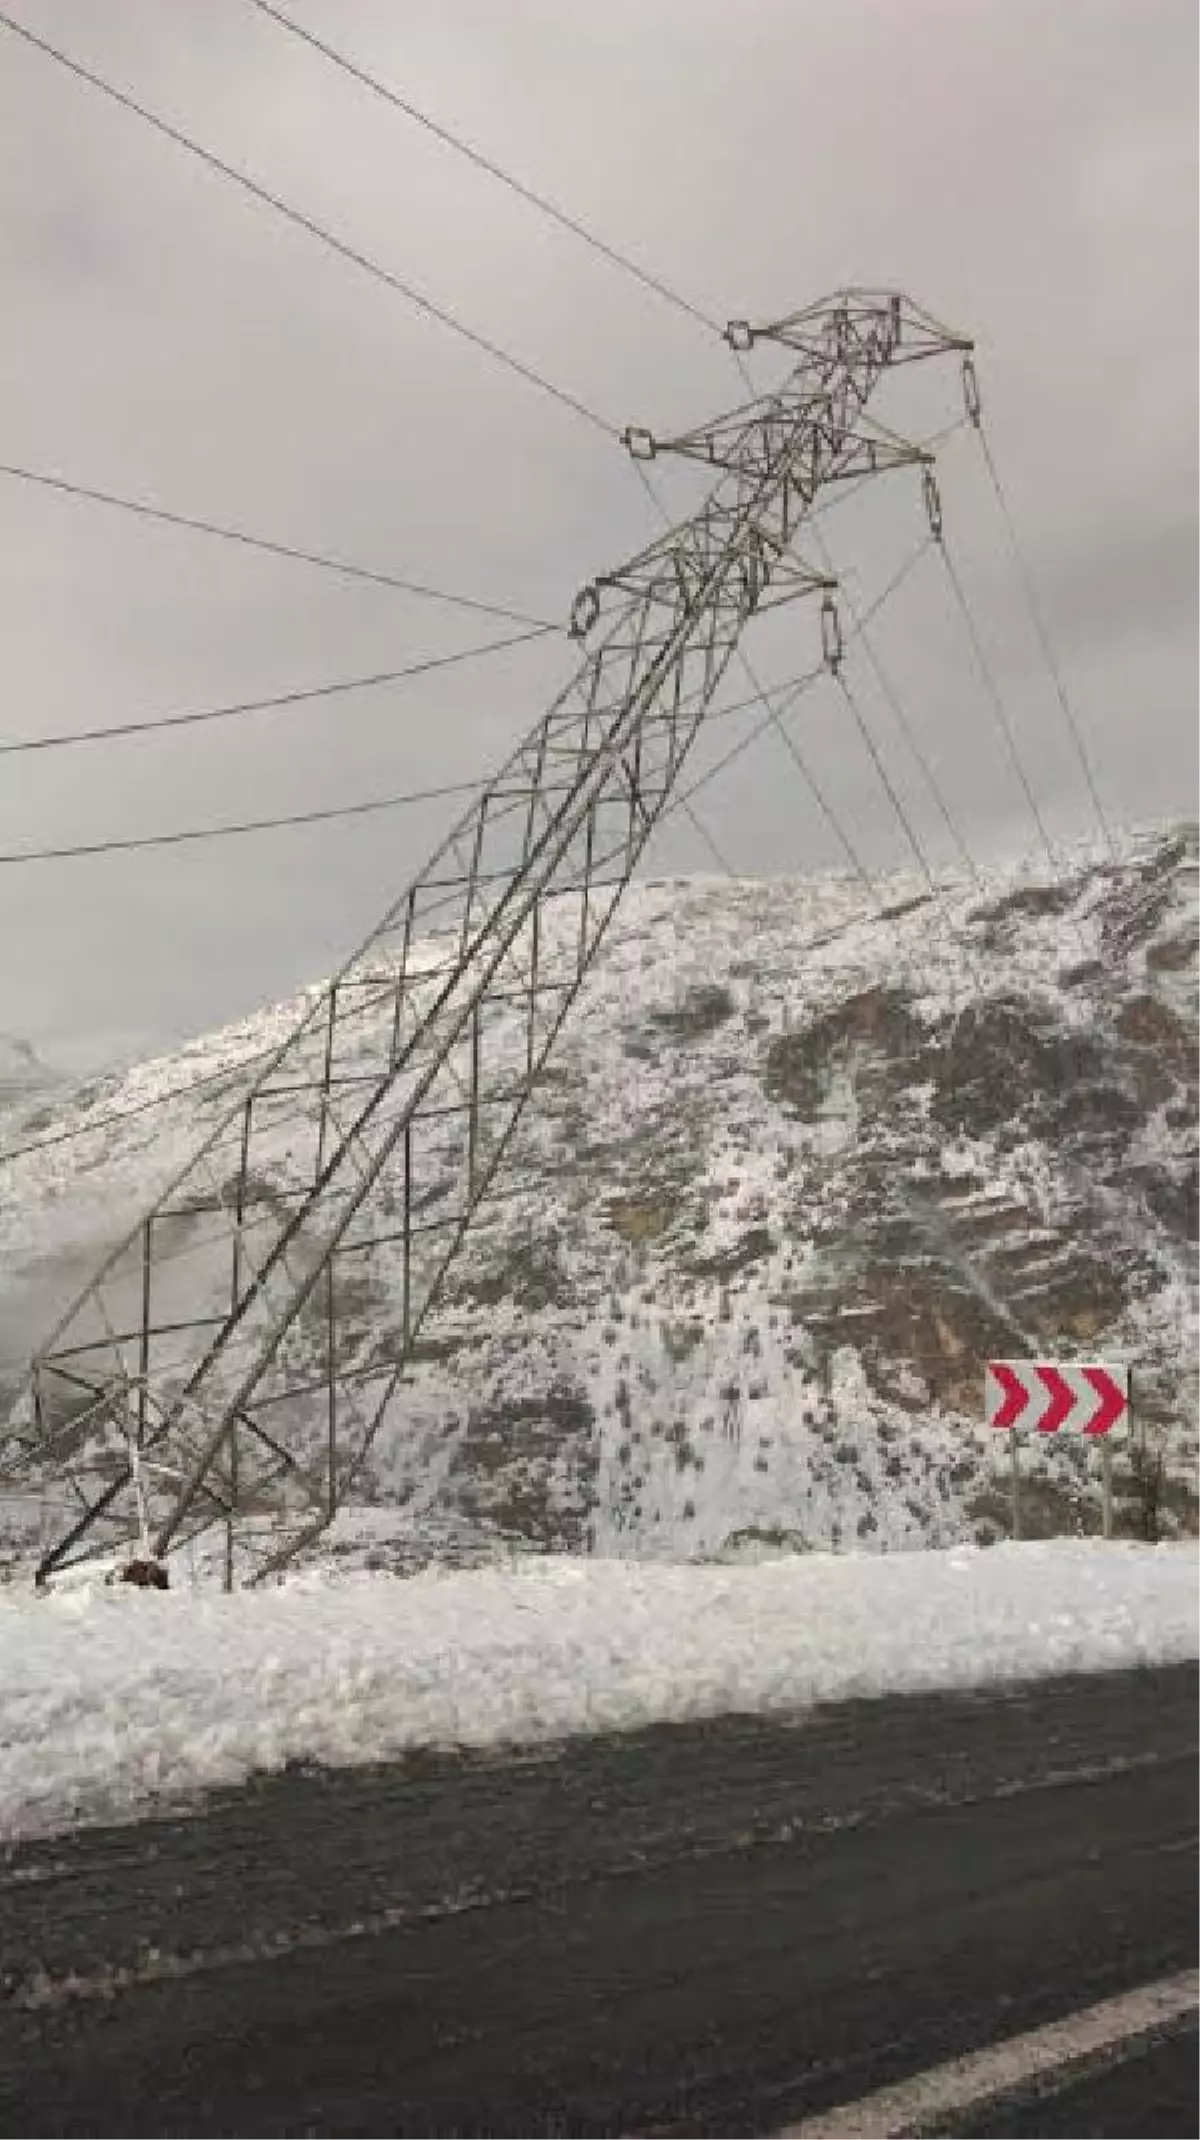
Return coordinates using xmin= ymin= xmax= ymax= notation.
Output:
xmin=1 ymin=822 xmax=1196 ymax=1576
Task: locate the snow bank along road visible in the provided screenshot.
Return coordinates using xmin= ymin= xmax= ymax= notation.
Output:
xmin=2 ymin=1540 xmax=1196 ymax=1841
xmin=1 ymin=1663 xmax=1195 ymax=2136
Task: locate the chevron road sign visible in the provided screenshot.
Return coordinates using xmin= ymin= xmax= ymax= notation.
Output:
xmin=985 ymin=1361 xmax=1130 ymax=1438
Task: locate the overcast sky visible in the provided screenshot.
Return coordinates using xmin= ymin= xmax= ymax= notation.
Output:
xmin=1 ymin=0 xmax=1196 ymax=1077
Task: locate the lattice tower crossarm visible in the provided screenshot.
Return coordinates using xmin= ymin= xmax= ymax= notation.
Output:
xmin=4 ymin=290 xmax=972 ymax=1588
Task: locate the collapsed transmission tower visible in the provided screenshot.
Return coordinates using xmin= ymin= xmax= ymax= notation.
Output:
xmin=5 ymin=290 xmax=973 ymax=1587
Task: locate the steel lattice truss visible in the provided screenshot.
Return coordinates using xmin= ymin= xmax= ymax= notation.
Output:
xmin=5 ymin=289 xmax=972 ymax=1587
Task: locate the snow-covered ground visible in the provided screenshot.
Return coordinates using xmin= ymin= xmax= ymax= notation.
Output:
xmin=1 ymin=1540 xmax=1195 ymax=1844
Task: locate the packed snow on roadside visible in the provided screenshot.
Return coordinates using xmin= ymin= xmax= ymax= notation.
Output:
xmin=1 ymin=1539 xmax=1196 ymax=1844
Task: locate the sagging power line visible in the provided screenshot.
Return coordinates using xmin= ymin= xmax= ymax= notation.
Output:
xmin=0 ymin=569 xmax=922 ymax=1165
xmin=0 ymin=775 xmax=479 ymax=866
xmin=0 ymin=625 xmax=555 ymax=757
xmin=0 ymin=631 xmax=894 ymax=854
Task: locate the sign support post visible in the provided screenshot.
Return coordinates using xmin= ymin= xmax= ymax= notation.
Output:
xmin=1010 ymin=1431 xmax=1021 ymax=1541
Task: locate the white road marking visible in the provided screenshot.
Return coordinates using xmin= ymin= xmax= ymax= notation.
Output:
xmin=779 ymin=1969 xmax=1198 ymax=2137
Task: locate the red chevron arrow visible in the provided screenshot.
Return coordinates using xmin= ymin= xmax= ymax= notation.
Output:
xmin=1035 ymin=1366 xmax=1075 ymax=1434
xmin=989 ymin=1362 xmax=1030 ymax=1430
xmin=1081 ymin=1367 xmax=1128 ymax=1438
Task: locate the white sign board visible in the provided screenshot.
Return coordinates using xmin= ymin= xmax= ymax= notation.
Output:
xmin=985 ymin=1361 xmax=1129 ymax=1438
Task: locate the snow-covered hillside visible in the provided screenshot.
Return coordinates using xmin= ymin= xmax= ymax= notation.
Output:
xmin=1 ymin=821 xmax=1196 ymax=1576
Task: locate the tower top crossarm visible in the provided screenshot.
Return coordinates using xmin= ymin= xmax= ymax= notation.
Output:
xmin=724 ymin=287 xmax=974 ymax=364
xmin=620 ymin=289 xmax=968 ymax=482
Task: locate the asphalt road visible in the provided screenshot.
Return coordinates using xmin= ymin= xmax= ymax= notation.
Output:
xmin=1 ymin=1664 xmax=1195 ymax=2137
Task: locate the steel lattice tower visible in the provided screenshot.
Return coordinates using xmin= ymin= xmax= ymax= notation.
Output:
xmin=4 ymin=290 xmax=972 ymax=1587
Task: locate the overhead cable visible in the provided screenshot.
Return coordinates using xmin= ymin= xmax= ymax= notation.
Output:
xmin=736 ymin=639 xmax=878 ymax=901
xmin=973 ymin=421 xmax=1117 ymax=861
xmin=0 ymin=10 xmax=617 ymax=441
xmin=250 ymin=0 xmax=723 ymax=337
xmin=0 ymin=538 xmax=927 ymax=1150
xmin=669 ymin=536 xmax=931 ymax=827
xmin=0 ymin=625 xmax=555 ymax=756
xmin=679 ymin=797 xmax=738 ymax=878
xmin=224 ymin=0 xmax=1104 ymax=895
xmin=0 ymin=462 xmax=552 ymax=628
xmin=0 ymin=655 xmax=853 ymax=859
xmin=0 ymin=777 xmax=480 ymax=867
xmin=631 ymin=457 xmax=879 ymax=901
xmin=810 ymin=520 xmax=980 ymax=885
xmin=935 ymin=536 xmax=1058 ymax=872
xmin=717 ymin=347 xmax=971 ymax=930
xmin=831 ymin=666 xmax=945 ymax=904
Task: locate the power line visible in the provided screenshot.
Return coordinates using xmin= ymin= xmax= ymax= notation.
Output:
xmin=59 ymin=0 xmax=1094 ymax=908
xmin=670 ymin=536 xmax=931 ymax=826
xmin=0 ymin=9 xmax=617 ymax=442
xmin=5 ymin=7 xmax=1008 ymax=896
xmin=832 ymin=665 xmax=945 ymax=903
xmin=634 ymin=397 xmax=995 ymax=925
xmin=973 ymin=420 xmax=1117 ymax=861
xmin=664 ymin=535 xmax=1003 ymax=1054
xmin=2 ymin=26 xmax=1008 ymax=1117
xmin=630 ymin=456 xmax=879 ymax=901
xmin=935 ymin=535 xmax=1058 ymax=872
xmin=0 ymin=655 xmax=848 ymax=862
xmin=825 ymin=662 xmax=1004 ymax=1025
xmin=679 ymin=796 xmax=737 ymax=878
xmin=722 ymin=335 xmax=985 ymax=914
xmin=250 ymin=0 xmax=723 ymax=338
xmin=810 ymin=520 xmax=981 ymax=885
xmin=0 ymin=777 xmax=481 ymax=867
xmin=0 ymin=625 xmax=555 ymax=756
xmin=737 ymin=639 xmax=878 ymax=900
xmin=0 ymin=558 xmax=931 ymax=1162
xmin=239 ymin=6 xmax=1016 ymax=910
xmin=0 ymin=462 xmax=552 ymax=629
xmin=248 ymin=0 xmax=980 ymax=908
xmin=670 ymin=669 xmax=823 ymax=817
xmin=0 ymin=554 xmax=927 ymax=1164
